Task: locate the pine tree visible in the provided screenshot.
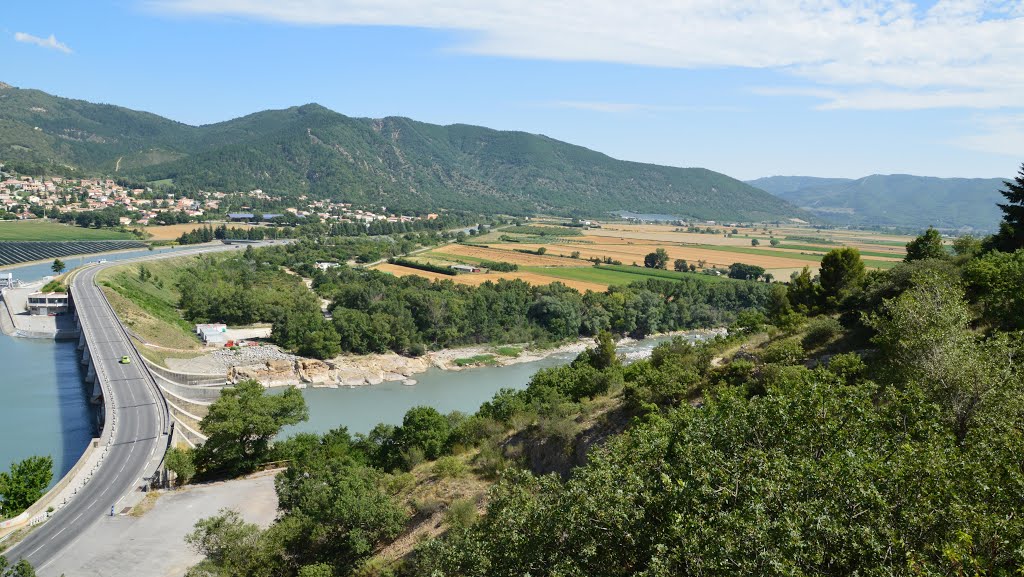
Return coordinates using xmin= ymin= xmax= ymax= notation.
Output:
xmin=991 ymin=163 xmax=1024 ymax=251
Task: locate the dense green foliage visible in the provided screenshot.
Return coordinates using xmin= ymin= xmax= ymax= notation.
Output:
xmin=318 ymin=265 xmax=774 ymax=354
xmin=0 ymin=85 xmax=802 ymax=220
xmin=750 ymin=173 xmax=1008 ymax=230
xmin=904 ymin=226 xmax=946 ymax=261
xmin=195 ymin=380 xmax=308 ymax=477
xmin=0 ymin=455 xmax=53 ymax=517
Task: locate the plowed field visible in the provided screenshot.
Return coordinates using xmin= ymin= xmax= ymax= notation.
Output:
xmin=373 ymin=263 xmax=608 ymax=293
xmin=431 ymin=244 xmax=584 ymax=267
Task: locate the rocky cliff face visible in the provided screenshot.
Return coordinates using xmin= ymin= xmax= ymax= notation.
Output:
xmin=227 ymin=354 xmax=433 ymax=388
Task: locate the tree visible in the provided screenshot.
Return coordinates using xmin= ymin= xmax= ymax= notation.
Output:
xmin=536 ymin=246 xmax=547 ymax=255
xmin=50 ymin=259 xmax=65 ymax=275
xmin=788 ymin=266 xmax=820 ymax=313
xmin=770 ymin=238 xmax=780 ymax=247
xmin=165 ymin=446 xmax=196 ymax=487
xmin=904 ymin=227 xmax=946 ymax=262
xmin=673 ymin=259 xmax=687 ymax=272
xmin=0 ymin=456 xmax=53 ymax=516
xmin=990 ymin=162 xmax=1024 ymax=251
xmin=952 ymin=234 xmax=982 ymax=258
xmin=751 ymin=238 xmax=760 ymax=247
xmin=643 ymin=248 xmax=669 ymax=269
xmin=395 ymin=406 xmax=451 ymax=461
xmin=185 ymin=509 xmax=283 ymax=577
xmin=866 ymin=271 xmax=1014 ymax=443
xmin=196 ymin=380 xmax=308 ymax=477
xmin=728 ymin=263 xmax=765 ymax=281
xmin=819 ymin=247 xmax=865 ymax=303
xmin=0 ymin=556 xmax=36 ymax=577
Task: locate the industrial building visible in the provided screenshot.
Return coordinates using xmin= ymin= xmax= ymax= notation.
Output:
xmin=27 ymin=292 xmax=70 ymax=315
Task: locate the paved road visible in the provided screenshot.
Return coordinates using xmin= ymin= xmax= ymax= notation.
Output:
xmin=5 ymin=242 xmax=277 ymax=572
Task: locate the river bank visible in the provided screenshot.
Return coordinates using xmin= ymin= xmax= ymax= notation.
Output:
xmin=164 ymin=327 xmax=729 ymax=389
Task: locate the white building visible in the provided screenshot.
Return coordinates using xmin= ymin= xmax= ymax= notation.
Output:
xmin=195 ymin=323 xmax=228 ymax=345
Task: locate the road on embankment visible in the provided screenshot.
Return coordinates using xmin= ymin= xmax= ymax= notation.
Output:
xmin=4 ymin=241 xmax=279 ymax=573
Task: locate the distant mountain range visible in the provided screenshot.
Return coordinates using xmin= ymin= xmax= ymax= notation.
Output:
xmin=0 ymin=83 xmax=803 ymax=221
xmin=748 ymin=174 xmax=1008 ymax=231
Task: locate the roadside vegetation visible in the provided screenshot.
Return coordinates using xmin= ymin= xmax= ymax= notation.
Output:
xmin=0 ymin=456 xmax=53 ymax=519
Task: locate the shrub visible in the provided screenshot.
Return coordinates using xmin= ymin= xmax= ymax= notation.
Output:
xmin=445 ymin=498 xmax=478 ymax=529
xmin=801 ymin=317 xmax=843 ymax=349
xmin=473 ymin=442 xmax=508 ymax=478
xmin=760 ymin=340 xmax=805 ymax=365
xmin=432 ymin=456 xmax=467 ymax=479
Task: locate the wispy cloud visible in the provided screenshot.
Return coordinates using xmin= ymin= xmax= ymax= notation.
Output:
xmin=14 ymin=32 xmax=72 ymax=54
xmin=148 ymin=0 xmax=1024 ymax=112
xmin=546 ymin=101 xmax=743 ymax=114
xmin=956 ymin=113 xmax=1024 ymax=158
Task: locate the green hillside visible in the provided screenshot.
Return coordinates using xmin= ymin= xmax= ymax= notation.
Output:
xmin=748 ymin=174 xmax=1007 ymax=231
xmin=0 ymin=83 xmax=804 ymax=221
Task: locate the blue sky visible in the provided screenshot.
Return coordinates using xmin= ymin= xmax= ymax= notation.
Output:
xmin=3 ymin=0 xmax=1022 ymax=180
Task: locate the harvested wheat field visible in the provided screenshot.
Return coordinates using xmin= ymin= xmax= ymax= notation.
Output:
xmin=501 ymin=242 xmax=816 ymax=270
xmin=583 ymin=227 xmax=767 ymax=247
xmin=144 ymin=222 xmax=256 ymax=240
xmin=431 ymin=244 xmax=585 ymax=267
xmin=373 ymin=263 xmax=608 ymax=293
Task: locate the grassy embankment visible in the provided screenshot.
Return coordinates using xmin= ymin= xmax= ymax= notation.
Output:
xmin=97 ymin=256 xmax=206 ymax=363
xmin=0 ymin=220 xmax=137 ymax=240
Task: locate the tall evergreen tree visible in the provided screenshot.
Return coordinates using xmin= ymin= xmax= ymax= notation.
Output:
xmin=991 ymin=163 xmax=1024 ymax=251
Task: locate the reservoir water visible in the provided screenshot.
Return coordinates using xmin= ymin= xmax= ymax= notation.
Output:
xmin=0 ymin=246 xmax=189 ymax=483
xmin=284 ymin=333 xmax=703 ymax=437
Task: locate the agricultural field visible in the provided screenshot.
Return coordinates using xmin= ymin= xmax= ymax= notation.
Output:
xmin=144 ymin=222 xmax=256 ymax=241
xmin=429 ymin=244 xmax=583 ymax=267
xmin=372 ymin=221 xmax=917 ymax=292
xmin=0 ymin=220 xmax=137 ymax=241
xmin=373 ymin=262 xmax=607 ymax=293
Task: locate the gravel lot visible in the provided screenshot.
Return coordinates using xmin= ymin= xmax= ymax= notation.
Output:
xmin=39 ymin=472 xmax=279 ymax=577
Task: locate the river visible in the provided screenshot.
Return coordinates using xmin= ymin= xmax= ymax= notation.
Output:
xmin=284 ymin=332 xmax=707 ymax=437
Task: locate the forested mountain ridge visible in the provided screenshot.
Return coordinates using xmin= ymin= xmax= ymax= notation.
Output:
xmin=0 ymin=83 xmax=803 ymax=219
xmin=748 ymin=173 xmax=1007 ymax=230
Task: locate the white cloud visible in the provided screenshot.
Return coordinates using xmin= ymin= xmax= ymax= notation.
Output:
xmin=956 ymin=113 xmax=1024 ymax=157
xmin=14 ymin=32 xmax=72 ymax=54
xmin=149 ymin=0 xmax=1024 ymax=111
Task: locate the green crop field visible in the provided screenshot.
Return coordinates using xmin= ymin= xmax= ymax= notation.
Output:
xmin=776 ymin=244 xmax=904 ymax=259
xmin=0 ymin=220 xmax=136 ymax=241
xmin=694 ymin=244 xmax=900 ymax=269
xmin=523 ymin=266 xmax=649 ymax=287
xmin=524 ymin=265 xmax=736 ymax=287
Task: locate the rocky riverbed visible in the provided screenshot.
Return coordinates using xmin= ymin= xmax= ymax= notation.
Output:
xmin=165 ymin=328 xmax=728 ymax=389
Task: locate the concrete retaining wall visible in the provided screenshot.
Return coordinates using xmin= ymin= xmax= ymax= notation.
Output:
xmin=144 ymin=358 xmax=226 ymax=386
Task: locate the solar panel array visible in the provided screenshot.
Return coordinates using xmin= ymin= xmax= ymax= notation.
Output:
xmin=0 ymin=241 xmax=147 ymax=266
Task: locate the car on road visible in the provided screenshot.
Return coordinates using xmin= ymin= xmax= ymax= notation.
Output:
xmin=119 ymin=356 xmax=131 ymax=364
